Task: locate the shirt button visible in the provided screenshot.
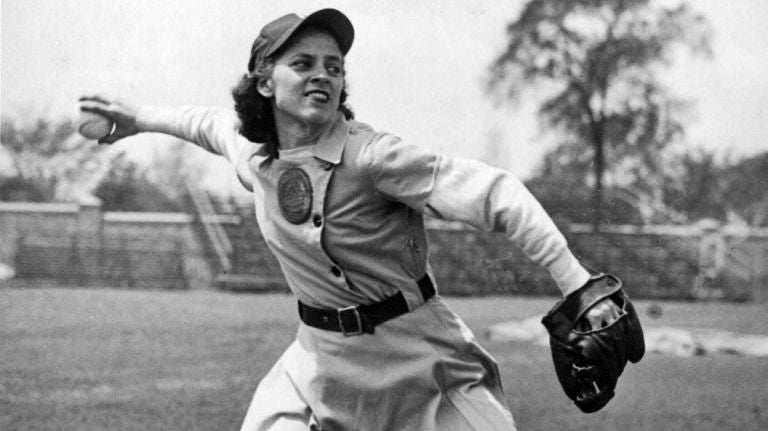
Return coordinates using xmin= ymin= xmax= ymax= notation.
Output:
xmin=313 ymin=214 xmax=323 ymax=227
xmin=330 ymin=266 xmax=342 ymax=277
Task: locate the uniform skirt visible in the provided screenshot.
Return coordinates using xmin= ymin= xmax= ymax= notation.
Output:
xmin=240 ymin=296 xmax=517 ymax=431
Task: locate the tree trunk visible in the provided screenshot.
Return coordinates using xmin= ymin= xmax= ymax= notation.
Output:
xmin=589 ymin=113 xmax=605 ymax=232
xmin=592 ymin=139 xmax=604 ymax=232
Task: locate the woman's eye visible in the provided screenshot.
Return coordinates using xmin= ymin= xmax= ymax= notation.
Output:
xmin=292 ymin=60 xmax=311 ymax=70
xmin=327 ymin=66 xmax=342 ymax=76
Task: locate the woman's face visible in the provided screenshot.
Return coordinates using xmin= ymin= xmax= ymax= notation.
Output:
xmin=261 ymin=29 xmax=344 ymax=130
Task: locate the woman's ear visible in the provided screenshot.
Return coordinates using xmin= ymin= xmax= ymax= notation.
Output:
xmin=257 ymin=78 xmax=275 ymax=98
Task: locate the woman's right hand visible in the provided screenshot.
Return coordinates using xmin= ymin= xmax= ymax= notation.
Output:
xmin=78 ymin=94 xmax=140 ymax=144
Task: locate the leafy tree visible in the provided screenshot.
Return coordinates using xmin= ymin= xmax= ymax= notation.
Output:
xmin=2 ymin=112 xmax=202 ymax=211
xmin=662 ymin=148 xmax=726 ymax=222
xmin=721 ymin=152 xmax=768 ymax=226
xmin=525 ymin=145 xmax=645 ymax=225
xmin=93 ymin=140 xmax=207 ymax=212
xmin=524 ymin=144 xmax=592 ymax=223
xmin=143 ymin=140 xmax=207 ymax=212
xmin=659 ymin=149 xmax=768 ymax=226
xmin=488 ymin=0 xmax=711 ymax=230
xmin=92 ymin=153 xmax=183 ymax=212
xmin=0 ymin=112 xmax=110 ymax=201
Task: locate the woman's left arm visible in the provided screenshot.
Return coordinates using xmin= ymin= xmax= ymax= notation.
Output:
xmin=362 ymin=134 xmax=590 ymax=296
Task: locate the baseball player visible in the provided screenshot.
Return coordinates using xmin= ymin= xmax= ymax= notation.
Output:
xmin=79 ymin=8 xmax=643 ymax=430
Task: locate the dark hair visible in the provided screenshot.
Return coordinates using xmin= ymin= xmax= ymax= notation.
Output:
xmin=231 ymin=27 xmax=354 ymax=157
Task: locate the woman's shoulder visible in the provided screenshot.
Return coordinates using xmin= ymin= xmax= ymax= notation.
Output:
xmin=347 ymin=118 xmax=375 ymax=135
xmin=346 ymin=119 xmax=396 ymax=146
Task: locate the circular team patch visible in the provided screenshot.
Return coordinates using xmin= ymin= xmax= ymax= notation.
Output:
xmin=277 ymin=167 xmax=313 ymax=224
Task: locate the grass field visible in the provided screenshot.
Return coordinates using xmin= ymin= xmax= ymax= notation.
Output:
xmin=1 ymin=287 xmax=767 ymax=431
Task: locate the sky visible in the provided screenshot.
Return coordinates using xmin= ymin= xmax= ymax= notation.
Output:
xmin=2 ymin=0 xmax=768 ymax=192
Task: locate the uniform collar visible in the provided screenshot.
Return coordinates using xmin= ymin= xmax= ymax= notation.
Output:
xmin=254 ymin=112 xmax=349 ymax=167
xmin=312 ymin=111 xmax=349 ymax=165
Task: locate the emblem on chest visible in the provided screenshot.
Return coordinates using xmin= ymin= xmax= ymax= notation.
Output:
xmin=277 ymin=167 xmax=313 ymax=224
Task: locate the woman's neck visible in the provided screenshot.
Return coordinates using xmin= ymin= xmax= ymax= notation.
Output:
xmin=274 ymin=113 xmax=332 ymax=150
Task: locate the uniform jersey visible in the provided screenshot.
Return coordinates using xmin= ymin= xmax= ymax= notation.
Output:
xmin=135 ymin=106 xmax=590 ymax=430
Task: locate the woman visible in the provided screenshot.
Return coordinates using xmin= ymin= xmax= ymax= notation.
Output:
xmin=80 ymin=8 xmax=621 ymax=431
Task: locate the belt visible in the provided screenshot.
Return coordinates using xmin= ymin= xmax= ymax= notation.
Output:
xmin=298 ymin=275 xmax=436 ymax=336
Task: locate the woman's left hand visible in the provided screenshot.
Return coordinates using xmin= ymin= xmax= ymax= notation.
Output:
xmin=581 ymin=298 xmax=623 ymax=330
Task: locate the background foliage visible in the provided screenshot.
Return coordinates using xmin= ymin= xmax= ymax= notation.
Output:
xmin=488 ymin=0 xmax=713 ymax=228
xmin=1 ymin=115 xmax=200 ymax=212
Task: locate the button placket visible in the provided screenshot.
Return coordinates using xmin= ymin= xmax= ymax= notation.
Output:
xmin=254 ymin=149 xmax=361 ymax=303
xmin=310 ymin=160 xmax=331 ymax=236
xmin=310 ymin=158 xmax=350 ymax=290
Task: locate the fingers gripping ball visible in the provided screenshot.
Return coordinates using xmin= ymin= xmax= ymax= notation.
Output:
xmin=541 ymin=274 xmax=645 ymax=413
xmin=78 ymin=110 xmax=115 ymax=140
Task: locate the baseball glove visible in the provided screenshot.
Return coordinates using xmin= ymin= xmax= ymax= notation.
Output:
xmin=541 ymin=273 xmax=645 ymax=413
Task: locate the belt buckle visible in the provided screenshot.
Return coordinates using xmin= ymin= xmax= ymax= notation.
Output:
xmin=338 ymin=305 xmax=364 ymax=336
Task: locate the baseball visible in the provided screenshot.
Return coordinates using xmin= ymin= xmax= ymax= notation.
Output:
xmin=78 ymin=110 xmax=114 ymax=140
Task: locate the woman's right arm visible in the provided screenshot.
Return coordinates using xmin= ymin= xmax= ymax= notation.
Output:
xmin=78 ymin=94 xmax=256 ymax=190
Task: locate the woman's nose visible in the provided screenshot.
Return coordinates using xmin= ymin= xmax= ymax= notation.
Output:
xmin=310 ymin=68 xmax=330 ymax=83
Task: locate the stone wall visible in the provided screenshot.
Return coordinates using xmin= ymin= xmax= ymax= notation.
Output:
xmin=427 ymin=220 xmax=768 ymax=301
xmin=0 ymin=200 xmax=212 ymax=289
xmin=4 ymin=198 xmax=768 ymax=301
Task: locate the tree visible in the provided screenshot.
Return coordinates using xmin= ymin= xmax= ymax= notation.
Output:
xmin=721 ymin=152 xmax=768 ymax=226
xmin=525 ymin=144 xmax=647 ymax=225
xmin=143 ymin=140 xmax=207 ymax=212
xmin=659 ymin=149 xmax=768 ymax=226
xmin=92 ymin=153 xmax=183 ymax=212
xmin=0 ymin=112 xmax=111 ymax=202
xmin=92 ymin=140 xmax=207 ymax=212
xmin=662 ymin=148 xmax=727 ymax=222
xmin=488 ymin=0 xmax=711 ymax=230
xmin=2 ymin=112 xmax=204 ymax=211
xmin=524 ymin=144 xmax=592 ymax=223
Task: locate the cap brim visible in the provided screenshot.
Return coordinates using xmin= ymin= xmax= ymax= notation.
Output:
xmin=266 ymin=8 xmax=354 ymax=58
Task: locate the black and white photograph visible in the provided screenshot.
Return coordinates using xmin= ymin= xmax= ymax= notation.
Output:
xmin=2 ymin=1 xmax=767 ymax=430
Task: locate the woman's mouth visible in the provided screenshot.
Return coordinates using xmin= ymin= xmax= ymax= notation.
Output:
xmin=306 ymin=90 xmax=330 ymax=103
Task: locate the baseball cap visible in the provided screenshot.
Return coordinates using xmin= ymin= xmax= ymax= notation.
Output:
xmin=247 ymin=8 xmax=355 ymax=73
